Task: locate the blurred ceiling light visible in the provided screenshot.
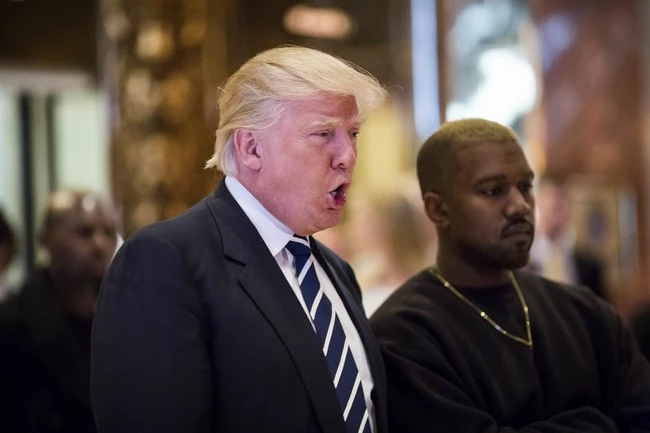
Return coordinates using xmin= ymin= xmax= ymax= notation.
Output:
xmin=283 ymin=4 xmax=353 ymax=40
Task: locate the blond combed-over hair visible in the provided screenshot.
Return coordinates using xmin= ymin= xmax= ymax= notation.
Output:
xmin=205 ymin=45 xmax=388 ymax=175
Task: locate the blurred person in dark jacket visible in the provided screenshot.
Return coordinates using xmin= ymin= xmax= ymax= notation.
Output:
xmin=528 ymin=173 xmax=607 ymax=299
xmin=0 ymin=190 xmax=118 ymax=433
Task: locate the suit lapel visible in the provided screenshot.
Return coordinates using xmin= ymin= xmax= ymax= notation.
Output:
xmin=206 ymin=182 xmax=347 ymax=433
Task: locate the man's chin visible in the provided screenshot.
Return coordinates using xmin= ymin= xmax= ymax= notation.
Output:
xmin=502 ymin=254 xmax=530 ymax=270
xmin=318 ymin=212 xmax=343 ymax=231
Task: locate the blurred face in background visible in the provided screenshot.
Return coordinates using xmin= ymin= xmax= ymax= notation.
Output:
xmin=535 ymin=180 xmax=571 ymax=241
xmin=43 ymin=193 xmax=118 ymax=287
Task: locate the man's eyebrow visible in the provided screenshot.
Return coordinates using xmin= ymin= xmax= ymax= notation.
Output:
xmin=474 ymin=174 xmax=507 ymax=185
xmin=306 ymin=118 xmax=361 ymax=129
xmin=307 ymin=119 xmax=338 ymax=128
xmin=474 ymin=169 xmax=535 ymax=184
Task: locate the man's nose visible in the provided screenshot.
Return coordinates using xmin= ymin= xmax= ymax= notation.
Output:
xmin=506 ymin=188 xmax=533 ymax=217
xmin=333 ymin=134 xmax=357 ymax=170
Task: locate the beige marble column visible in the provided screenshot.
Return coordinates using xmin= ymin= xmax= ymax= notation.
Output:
xmin=101 ymin=0 xmax=225 ymax=237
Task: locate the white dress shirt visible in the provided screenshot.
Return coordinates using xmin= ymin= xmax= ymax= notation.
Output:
xmin=225 ymin=176 xmax=376 ymax=432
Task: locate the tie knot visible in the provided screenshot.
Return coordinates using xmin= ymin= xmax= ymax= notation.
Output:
xmin=286 ymin=235 xmax=311 ymax=258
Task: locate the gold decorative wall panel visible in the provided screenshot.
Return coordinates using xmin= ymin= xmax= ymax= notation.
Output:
xmin=101 ymin=0 xmax=223 ymax=237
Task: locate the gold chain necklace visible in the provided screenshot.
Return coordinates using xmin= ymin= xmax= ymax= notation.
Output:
xmin=429 ymin=268 xmax=533 ymax=349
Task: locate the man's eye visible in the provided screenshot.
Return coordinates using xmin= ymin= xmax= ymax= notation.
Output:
xmin=482 ymin=187 xmax=503 ymax=196
xmin=519 ymin=183 xmax=533 ymax=193
xmin=351 ymin=131 xmax=360 ymax=138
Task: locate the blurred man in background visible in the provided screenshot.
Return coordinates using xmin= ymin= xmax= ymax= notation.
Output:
xmin=528 ymin=173 xmax=607 ymax=299
xmin=345 ymin=191 xmax=434 ymax=316
xmin=0 ymin=189 xmax=118 ymax=433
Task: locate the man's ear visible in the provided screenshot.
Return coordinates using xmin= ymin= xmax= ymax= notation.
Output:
xmin=423 ymin=191 xmax=449 ymax=228
xmin=233 ymin=129 xmax=261 ymax=171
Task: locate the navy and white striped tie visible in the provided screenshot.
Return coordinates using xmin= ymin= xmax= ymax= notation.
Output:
xmin=286 ymin=235 xmax=371 ymax=433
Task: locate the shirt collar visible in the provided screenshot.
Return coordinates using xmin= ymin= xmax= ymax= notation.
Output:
xmin=225 ymin=176 xmax=294 ymax=256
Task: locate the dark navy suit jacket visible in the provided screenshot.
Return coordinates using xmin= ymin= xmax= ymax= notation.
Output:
xmin=90 ymin=180 xmax=388 ymax=433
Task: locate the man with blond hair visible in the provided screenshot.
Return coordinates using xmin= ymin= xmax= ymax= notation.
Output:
xmin=92 ymin=46 xmax=388 ymax=433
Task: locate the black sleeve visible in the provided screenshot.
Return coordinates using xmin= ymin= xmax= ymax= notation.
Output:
xmin=375 ymin=318 xmax=620 ymax=433
xmin=631 ymin=306 xmax=650 ymax=361
xmin=91 ymin=234 xmax=212 ymax=433
xmin=607 ymin=304 xmax=650 ymax=432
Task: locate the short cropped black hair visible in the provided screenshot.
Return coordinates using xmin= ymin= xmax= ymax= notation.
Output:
xmin=416 ymin=118 xmax=520 ymax=195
